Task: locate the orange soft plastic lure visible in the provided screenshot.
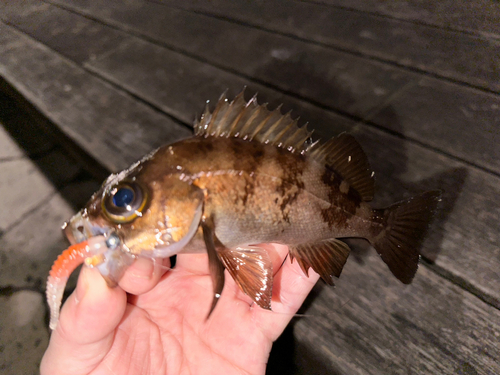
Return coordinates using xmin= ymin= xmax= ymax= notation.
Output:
xmin=49 ymin=242 xmax=89 ymax=279
xmin=46 ymin=236 xmax=108 ymax=329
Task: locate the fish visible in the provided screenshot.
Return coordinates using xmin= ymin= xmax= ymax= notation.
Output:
xmin=46 ymin=91 xmax=441 ymax=330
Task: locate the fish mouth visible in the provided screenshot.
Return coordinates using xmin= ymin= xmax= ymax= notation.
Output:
xmin=62 ymin=210 xmax=132 ymax=286
xmin=62 ymin=211 xmax=109 ymax=245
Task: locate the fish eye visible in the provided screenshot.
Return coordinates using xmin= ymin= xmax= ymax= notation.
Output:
xmin=113 ymin=186 xmax=134 ymax=207
xmin=102 ymin=181 xmax=148 ymax=223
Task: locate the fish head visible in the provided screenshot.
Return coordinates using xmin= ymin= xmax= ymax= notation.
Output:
xmin=62 ymin=154 xmax=204 ymax=280
xmin=48 ymin=152 xmax=204 ymax=329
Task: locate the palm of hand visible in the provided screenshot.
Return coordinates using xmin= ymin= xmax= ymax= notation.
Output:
xmin=102 ymin=265 xmax=275 ymax=374
xmin=41 ymin=246 xmax=318 ymax=375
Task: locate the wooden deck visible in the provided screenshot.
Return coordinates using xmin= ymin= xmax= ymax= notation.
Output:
xmin=0 ymin=1 xmax=498 ymax=374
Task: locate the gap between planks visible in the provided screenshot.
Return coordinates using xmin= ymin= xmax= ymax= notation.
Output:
xmin=301 ymin=0 xmax=500 ymax=40
xmin=149 ymin=0 xmax=500 ymax=94
xmin=37 ymin=1 xmax=500 ymax=178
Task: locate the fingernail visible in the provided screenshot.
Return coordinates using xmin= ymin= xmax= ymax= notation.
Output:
xmin=130 ymin=258 xmax=154 ymax=279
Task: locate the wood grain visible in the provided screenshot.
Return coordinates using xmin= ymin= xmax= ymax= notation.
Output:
xmin=310 ymin=0 xmax=500 ymax=37
xmin=47 ymin=0 xmax=413 ymax=116
xmin=0 ymin=23 xmax=192 ymax=172
xmin=0 ymin=0 xmax=126 ymax=64
xmin=41 ymin=0 xmax=500 ymax=175
xmin=0 ymin=193 xmax=75 ymax=289
xmin=292 ymin=250 xmax=500 ymax=374
xmin=155 ymin=0 xmax=500 ymax=92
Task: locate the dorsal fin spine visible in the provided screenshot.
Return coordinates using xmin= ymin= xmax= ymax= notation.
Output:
xmin=215 ymin=104 xmax=232 ymax=137
xmin=227 ymin=101 xmax=247 ymax=136
xmin=237 ymin=104 xmax=260 ymax=136
xmin=195 ymin=103 xmax=211 ymax=136
xmin=250 ymin=104 xmax=272 ymax=139
xmin=206 ymin=92 xmax=226 ymax=136
xmin=286 ymin=123 xmax=306 ymax=152
xmin=305 ymin=139 xmax=320 ymax=153
xmin=261 ymin=107 xmax=286 ymax=141
xmin=293 ymin=124 xmax=313 ymax=149
xmin=270 ymin=115 xmax=294 ymax=143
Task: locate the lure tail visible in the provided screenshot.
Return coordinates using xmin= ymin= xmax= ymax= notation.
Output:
xmin=46 ymin=236 xmax=108 ymax=330
xmin=369 ymin=190 xmax=441 ymax=284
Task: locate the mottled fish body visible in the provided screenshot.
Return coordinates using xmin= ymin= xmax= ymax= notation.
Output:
xmin=138 ymin=137 xmax=367 ymax=247
xmin=47 ymin=92 xmax=440 ymax=329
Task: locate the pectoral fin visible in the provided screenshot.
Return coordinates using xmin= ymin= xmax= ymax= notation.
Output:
xmin=290 ymin=238 xmax=351 ymax=285
xmin=218 ymin=246 xmax=273 ymax=310
xmin=201 ymin=221 xmax=225 ymax=317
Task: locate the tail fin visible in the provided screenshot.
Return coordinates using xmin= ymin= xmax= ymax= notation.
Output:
xmin=370 ymin=191 xmax=441 ymax=284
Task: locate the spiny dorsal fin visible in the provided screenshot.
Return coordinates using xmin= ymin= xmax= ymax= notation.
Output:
xmin=290 ymin=238 xmax=351 ymax=285
xmin=310 ymin=133 xmax=375 ymax=201
xmin=196 ymin=91 xmax=374 ymax=200
xmin=194 ymin=90 xmax=314 ymax=154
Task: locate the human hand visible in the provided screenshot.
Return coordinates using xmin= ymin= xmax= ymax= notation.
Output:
xmin=40 ymin=244 xmax=320 ymax=375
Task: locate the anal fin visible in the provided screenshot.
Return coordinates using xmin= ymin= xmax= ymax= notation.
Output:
xmin=290 ymin=239 xmax=351 ymax=285
xmin=201 ymin=221 xmax=225 ymax=317
xmin=218 ymin=246 xmax=273 ymax=310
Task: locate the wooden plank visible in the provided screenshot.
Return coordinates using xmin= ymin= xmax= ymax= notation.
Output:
xmin=370 ymin=77 xmax=500 ymax=177
xmin=0 ymin=23 xmax=192 ymax=173
xmin=0 ymin=91 xmax=56 ymax=157
xmin=13 ymin=13 xmax=499 ymax=311
xmin=154 ymin=0 xmax=500 ymax=93
xmin=46 ymin=0 xmax=413 ymax=117
xmin=1 ymin=12 xmax=499 ymax=375
xmin=0 ymin=0 xmax=126 ymax=64
xmin=291 ymin=250 xmax=500 ymax=374
xmin=309 ymin=0 xmax=500 ymax=37
xmin=42 ymin=0 xmax=500 ymax=176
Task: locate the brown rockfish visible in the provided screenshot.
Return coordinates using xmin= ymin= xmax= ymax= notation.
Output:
xmin=46 ymin=91 xmax=440 ymax=329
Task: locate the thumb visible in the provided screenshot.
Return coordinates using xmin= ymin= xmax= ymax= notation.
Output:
xmin=41 ymin=266 xmax=127 ymax=375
